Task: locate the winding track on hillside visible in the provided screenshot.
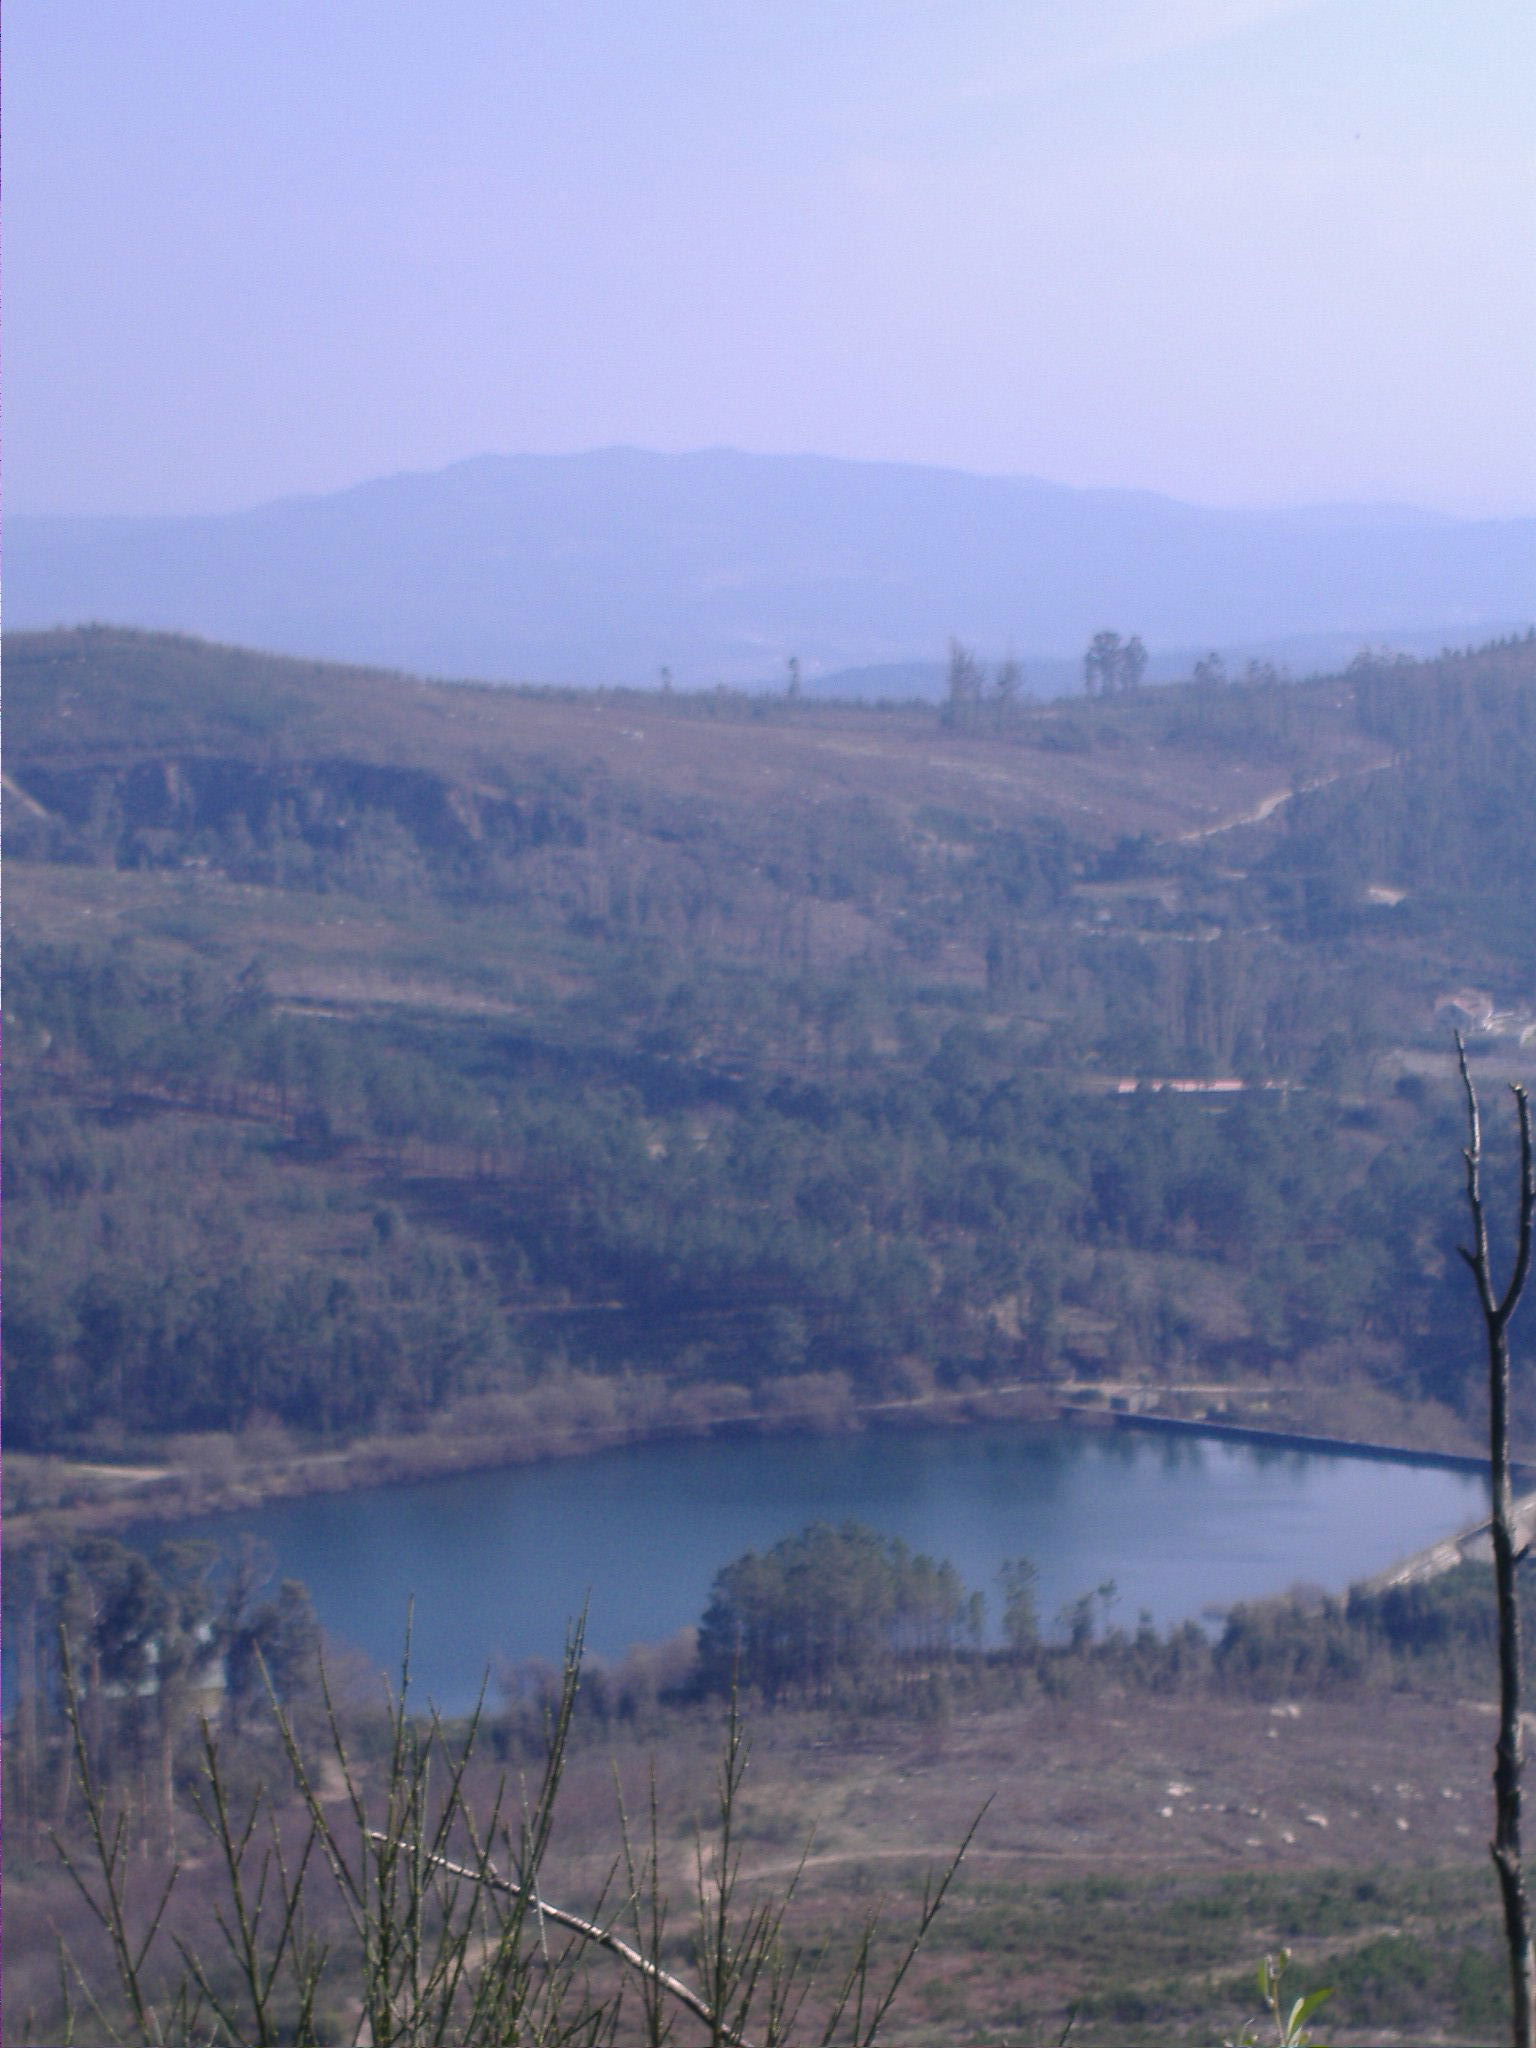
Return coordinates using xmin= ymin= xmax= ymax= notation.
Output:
xmin=1174 ymin=754 xmax=1398 ymax=842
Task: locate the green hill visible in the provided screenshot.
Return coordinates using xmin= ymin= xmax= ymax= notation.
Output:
xmin=7 ymin=625 xmax=1536 ymax=1466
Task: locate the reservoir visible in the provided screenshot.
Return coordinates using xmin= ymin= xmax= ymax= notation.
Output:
xmin=125 ymin=1424 xmax=1487 ymax=1715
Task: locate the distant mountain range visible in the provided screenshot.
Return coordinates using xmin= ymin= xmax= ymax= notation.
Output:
xmin=8 ymin=447 xmax=1532 ymax=689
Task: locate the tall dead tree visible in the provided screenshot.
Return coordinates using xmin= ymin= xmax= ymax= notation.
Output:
xmin=1459 ymin=1038 xmax=1536 ymax=2048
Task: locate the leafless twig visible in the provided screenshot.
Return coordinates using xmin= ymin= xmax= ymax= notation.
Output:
xmin=367 ymin=1830 xmax=756 ymax=2048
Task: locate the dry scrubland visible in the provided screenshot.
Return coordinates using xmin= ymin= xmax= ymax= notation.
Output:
xmin=3 ymin=1678 xmax=1510 ymax=2046
xmin=699 ymin=1689 xmax=1505 ymax=2044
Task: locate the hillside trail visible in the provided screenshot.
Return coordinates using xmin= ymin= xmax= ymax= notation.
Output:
xmin=1175 ymin=754 xmax=1397 ymax=843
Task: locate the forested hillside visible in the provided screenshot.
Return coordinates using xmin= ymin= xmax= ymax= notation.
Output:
xmin=7 ymin=626 xmax=1536 ymax=1465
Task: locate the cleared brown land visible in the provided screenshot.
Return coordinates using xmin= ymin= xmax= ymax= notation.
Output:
xmin=529 ymin=1687 xmax=1505 ymax=2045
xmin=4 ymin=1681 xmax=1504 ymax=2046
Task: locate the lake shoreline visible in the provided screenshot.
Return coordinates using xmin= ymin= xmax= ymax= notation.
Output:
xmin=3 ymin=1381 xmax=1051 ymax=1549
xmin=4 ymin=1375 xmax=1494 ymax=1552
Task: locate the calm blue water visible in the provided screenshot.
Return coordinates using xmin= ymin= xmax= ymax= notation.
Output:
xmin=114 ymin=1425 xmax=1486 ymax=1714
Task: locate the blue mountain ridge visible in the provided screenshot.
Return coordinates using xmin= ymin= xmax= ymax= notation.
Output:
xmin=9 ymin=446 xmax=1532 ymax=689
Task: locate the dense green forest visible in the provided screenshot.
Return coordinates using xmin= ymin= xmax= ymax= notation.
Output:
xmin=6 ymin=626 xmax=1536 ymax=1461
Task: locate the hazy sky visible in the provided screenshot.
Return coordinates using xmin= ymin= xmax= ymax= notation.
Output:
xmin=6 ymin=0 xmax=1533 ymax=518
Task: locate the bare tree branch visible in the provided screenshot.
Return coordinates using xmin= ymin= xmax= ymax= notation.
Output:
xmin=367 ymin=1830 xmax=757 ymax=2048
